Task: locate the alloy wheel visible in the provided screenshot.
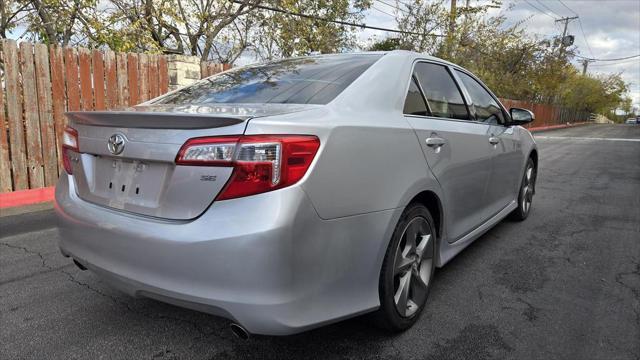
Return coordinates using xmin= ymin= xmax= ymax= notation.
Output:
xmin=521 ymin=164 xmax=535 ymax=214
xmin=392 ymin=217 xmax=434 ymax=318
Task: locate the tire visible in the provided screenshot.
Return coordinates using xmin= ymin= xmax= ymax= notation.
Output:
xmin=510 ymin=157 xmax=537 ymax=221
xmin=373 ymin=203 xmax=436 ymax=332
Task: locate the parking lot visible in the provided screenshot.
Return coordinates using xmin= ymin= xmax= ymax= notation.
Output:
xmin=1 ymin=124 xmax=639 ymax=359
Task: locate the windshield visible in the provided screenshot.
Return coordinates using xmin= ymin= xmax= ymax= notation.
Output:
xmin=153 ymin=54 xmax=382 ymax=106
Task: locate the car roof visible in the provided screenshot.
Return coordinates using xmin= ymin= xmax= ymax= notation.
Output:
xmin=282 ymin=50 xmax=458 ymax=67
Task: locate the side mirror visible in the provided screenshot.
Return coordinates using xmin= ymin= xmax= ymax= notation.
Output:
xmin=509 ymin=108 xmax=535 ymax=126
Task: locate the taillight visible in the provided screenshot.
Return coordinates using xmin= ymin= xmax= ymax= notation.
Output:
xmin=176 ymin=135 xmax=320 ymax=200
xmin=175 ymin=136 xmax=239 ymax=166
xmin=62 ymin=126 xmax=79 ymax=174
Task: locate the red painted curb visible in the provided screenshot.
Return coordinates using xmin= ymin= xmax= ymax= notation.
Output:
xmin=0 ymin=187 xmax=55 ymax=209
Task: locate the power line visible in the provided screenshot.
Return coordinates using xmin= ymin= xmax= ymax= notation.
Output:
xmin=371 ymin=5 xmax=395 ymax=18
xmin=230 ymin=1 xmax=444 ymax=37
xmin=395 ymin=0 xmax=415 ymax=8
xmin=523 ymin=0 xmax=557 ymax=20
xmin=577 ymin=19 xmax=594 ymax=58
xmin=374 ymin=0 xmax=409 ymax=15
xmin=575 ymin=54 xmax=640 ymax=62
xmin=534 ymin=0 xmax=562 ymax=18
xmin=588 ymin=58 xmax=640 ymax=67
xmin=557 ymin=0 xmax=578 ymax=16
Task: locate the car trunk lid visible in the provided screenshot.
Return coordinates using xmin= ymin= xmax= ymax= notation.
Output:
xmin=66 ymin=104 xmax=317 ymax=220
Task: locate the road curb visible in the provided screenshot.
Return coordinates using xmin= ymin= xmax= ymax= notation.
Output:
xmin=0 ymin=187 xmax=55 ymax=210
xmin=528 ymin=122 xmax=590 ymax=133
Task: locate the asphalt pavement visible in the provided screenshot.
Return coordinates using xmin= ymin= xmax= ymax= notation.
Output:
xmin=1 ymin=124 xmax=639 ymax=360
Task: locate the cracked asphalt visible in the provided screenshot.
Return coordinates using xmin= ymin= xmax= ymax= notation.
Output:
xmin=1 ymin=124 xmax=639 ymax=360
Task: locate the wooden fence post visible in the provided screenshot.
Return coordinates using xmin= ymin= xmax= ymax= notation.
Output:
xmin=64 ymin=47 xmax=81 ymax=111
xmin=127 ymin=53 xmax=139 ymax=106
xmin=103 ymin=50 xmax=117 ymax=109
xmin=20 ymin=42 xmax=45 ymax=189
xmin=148 ymin=54 xmax=159 ymax=99
xmin=34 ymin=43 xmax=58 ymax=186
xmin=50 ymin=45 xmax=67 ymax=173
xmin=0 ymin=47 xmax=11 ymax=192
xmin=92 ymin=49 xmax=106 ymax=110
xmin=78 ymin=48 xmax=94 ymax=111
xmin=116 ymin=52 xmax=128 ymax=107
xmin=138 ymin=53 xmax=150 ymax=102
xmin=3 ymin=40 xmax=28 ymax=190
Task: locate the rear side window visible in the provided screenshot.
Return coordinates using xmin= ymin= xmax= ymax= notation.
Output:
xmin=403 ymin=77 xmax=429 ymax=116
xmin=414 ymin=62 xmax=469 ymax=120
xmin=153 ymin=55 xmax=382 ymax=105
xmin=455 ymin=70 xmax=505 ymax=125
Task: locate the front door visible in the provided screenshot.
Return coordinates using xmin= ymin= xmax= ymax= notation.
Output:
xmin=454 ymin=70 xmax=524 ymax=212
xmin=403 ymin=61 xmax=496 ymax=243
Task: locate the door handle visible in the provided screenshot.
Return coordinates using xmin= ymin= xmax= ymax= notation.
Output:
xmin=426 ymin=137 xmax=446 ymax=147
xmin=489 ymin=137 xmax=500 ymax=145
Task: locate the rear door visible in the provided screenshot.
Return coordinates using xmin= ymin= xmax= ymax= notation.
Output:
xmin=454 ymin=70 xmax=524 ymax=212
xmin=404 ymin=61 xmax=495 ymax=243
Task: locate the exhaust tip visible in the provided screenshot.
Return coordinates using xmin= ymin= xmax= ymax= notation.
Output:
xmin=230 ymin=323 xmax=250 ymax=340
xmin=73 ymin=259 xmax=87 ymax=271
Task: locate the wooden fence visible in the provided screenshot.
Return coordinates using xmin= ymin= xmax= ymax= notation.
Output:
xmin=0 ymin=40 xmax=225 ymax=193
xmin=499 ymin=98 xmax=591 ymax=129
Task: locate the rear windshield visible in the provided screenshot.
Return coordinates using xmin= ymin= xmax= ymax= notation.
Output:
xmin=153 ymin=54 xmax=382 ymax=105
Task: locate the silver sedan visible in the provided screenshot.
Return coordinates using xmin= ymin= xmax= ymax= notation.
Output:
xmin=55 ymin=51 xmax=538 ymax=337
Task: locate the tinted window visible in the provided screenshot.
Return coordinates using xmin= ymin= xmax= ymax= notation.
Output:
xmin=403 ymin=76 xmax=429 ymax=116
xmin=154 ymin=55 xmax=382 ymax=105
xmin=456 ymin=70 xmax=505 ymax=124
xmin=414 ymin=62 xmax=469 ymax=120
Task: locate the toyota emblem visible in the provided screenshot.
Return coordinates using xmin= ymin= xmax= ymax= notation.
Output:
xmin=107 ymin=134 xmax=126 ymax=155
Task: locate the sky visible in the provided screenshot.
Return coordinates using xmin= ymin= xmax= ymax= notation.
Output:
xmin=358 ymin=0 xmax=640 ymax=111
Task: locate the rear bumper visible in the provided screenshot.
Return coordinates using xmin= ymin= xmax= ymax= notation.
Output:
xmin=55 ymin=175 xmax=400 ymax=335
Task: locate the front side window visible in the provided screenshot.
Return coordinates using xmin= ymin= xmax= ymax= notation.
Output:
xmin=455 ymin=70 xmax=505 ymax=125
xmin=413 ymin=62 xmax=470 ymax=120
xmin=153 ymin=54 xmax=382 ymax=105
xmin=403 ymin=76 xmax=429 ymax=116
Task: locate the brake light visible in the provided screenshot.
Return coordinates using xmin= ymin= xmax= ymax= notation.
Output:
xmin=62 ymin=126 xmax=79 ymax=174
xmin=176 ymin=135 xmax=320 ymax=200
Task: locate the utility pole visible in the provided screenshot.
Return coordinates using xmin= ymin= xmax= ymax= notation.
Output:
xmin=581 ymin=59 xmax=595 ymax=75
xmin=557 ymin=16 xmax=578 ymax=39
xmin=449 ymin=0 xmax=457 ymax=36
xmin=446 ymin=0 xmax=457 ymax=58
xmin=555 ymin=16 xmax=579 ymax=55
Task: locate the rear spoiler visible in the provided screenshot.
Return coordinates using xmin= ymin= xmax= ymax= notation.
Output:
xmin=66 ymin=111 xmax=249 ymax=129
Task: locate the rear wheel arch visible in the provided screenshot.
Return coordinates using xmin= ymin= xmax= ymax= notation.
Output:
xmin=408 ymin=191 xmax=442 ymax=243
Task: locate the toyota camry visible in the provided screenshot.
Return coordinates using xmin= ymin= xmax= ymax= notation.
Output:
xmin=55 ymin=51 xmax=538 ymax=337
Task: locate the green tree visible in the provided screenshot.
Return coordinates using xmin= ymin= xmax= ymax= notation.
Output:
xmin=252 ymin=0 xmax=371 ymax=59
xmin=367 ymin=37 xmax=409 ymax=51
xmin=0 ymin=0 xmax=30 ymax=39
